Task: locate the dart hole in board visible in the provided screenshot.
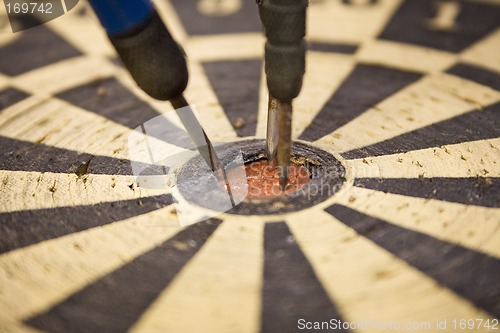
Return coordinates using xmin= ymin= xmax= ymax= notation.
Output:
xmin=176 ymin=140 xmax=346 ymax=215
xmin=224 ymin=159 xmax=312 ymax=200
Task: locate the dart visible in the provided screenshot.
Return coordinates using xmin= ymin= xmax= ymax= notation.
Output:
xmin=259 ymin=0 xmax=307 ymax=190
xmin=87 ymin=0 xmax=235 ymax=204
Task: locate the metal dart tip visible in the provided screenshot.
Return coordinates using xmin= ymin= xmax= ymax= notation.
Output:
xmin=170 ymin=95 xmax=236 ymax=207
xmin=268 ymin=98 xmax=292 ymax=191
xmin=266 ymin=96 xmax=279 ymax=167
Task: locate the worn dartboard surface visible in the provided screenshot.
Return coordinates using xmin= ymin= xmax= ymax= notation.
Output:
xmin=0 ymin=0 xmax=499 ymax=332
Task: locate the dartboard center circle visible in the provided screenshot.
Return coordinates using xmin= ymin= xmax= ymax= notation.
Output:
xmin=176 ymin=139 xmax=346 ymax=215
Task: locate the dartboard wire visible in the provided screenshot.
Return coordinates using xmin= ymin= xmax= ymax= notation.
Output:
xmin=285 ymin=209 xmax=498 ymax=328
xmin=335 ymin=186 xmax=500 ymax=258
xmin=0 ymin=206 xmax=180 ymax=322
xmin=346 ymin=138 xmax=500 ymax=179
xmin=129 ymin=218 xmax=264 ymax=333
xmin=314 ymin=72 xmax=500 ymax=154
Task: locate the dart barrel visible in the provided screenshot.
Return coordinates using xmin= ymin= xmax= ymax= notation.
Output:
xmin=0 ymin=0 xmax=499 ymax=332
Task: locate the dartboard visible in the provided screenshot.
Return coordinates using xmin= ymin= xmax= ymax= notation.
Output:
xmin=0 ymin=0 xmax=499 ymax=332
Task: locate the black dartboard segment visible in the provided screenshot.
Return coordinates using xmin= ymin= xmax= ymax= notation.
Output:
xmin=447 ymin=63 xmax=500 ymax=91
xmin=378 ymin=0 xmax=500 ymax=53
xmin=326 ymin=204 xmax=500 ymax=318
xmin=0 ymin=17 xmax=81 ymax=76
xmin=0 ymin=194 xmax=174 ymax=254
xmin=26 ymin=219 xmax=221 ymax=333
xmin=261 ymin=222 xmax=349 ymax=333
xmin=0 ymin=87 xmax=30 ymax=110
xmin=353 ymin=177 xmax=499 ymax=208
xmin=203 ymin=59 xmax=262 ymax=137
xmin=0 ymin=136 xmax=160 ymax=175
xmin=342 ymin=102 xmax=500 ymax=159
xmin=299 ymin=64 xmax=422 ymax=142
xmin=57 ymin=78 xmax=192 ymax=148
xmin=307 ymin=41 xmax=358 ymax=55
xmin=0 ymin=0 xmax=499 ymax=332
xmin=169 ymin=0 xmax=261 ymax=36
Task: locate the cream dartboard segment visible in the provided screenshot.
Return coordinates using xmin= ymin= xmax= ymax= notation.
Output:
xmin=0 ymin=0 xmax=499 ymax=332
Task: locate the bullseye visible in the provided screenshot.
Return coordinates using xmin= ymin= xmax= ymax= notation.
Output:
xmin=175 ymin=140 xmax=346 ymax=215
xmin=226 ymin=159 xmax=311 ymax=200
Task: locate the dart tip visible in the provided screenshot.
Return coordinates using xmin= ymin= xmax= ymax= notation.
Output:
xmin=266 ymin=97 xmax=293 ymax=192
xmin=278 ymin=163 xmax=289 ymax=191
xmin=279 ymin=176 xmax=288 ymax=191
